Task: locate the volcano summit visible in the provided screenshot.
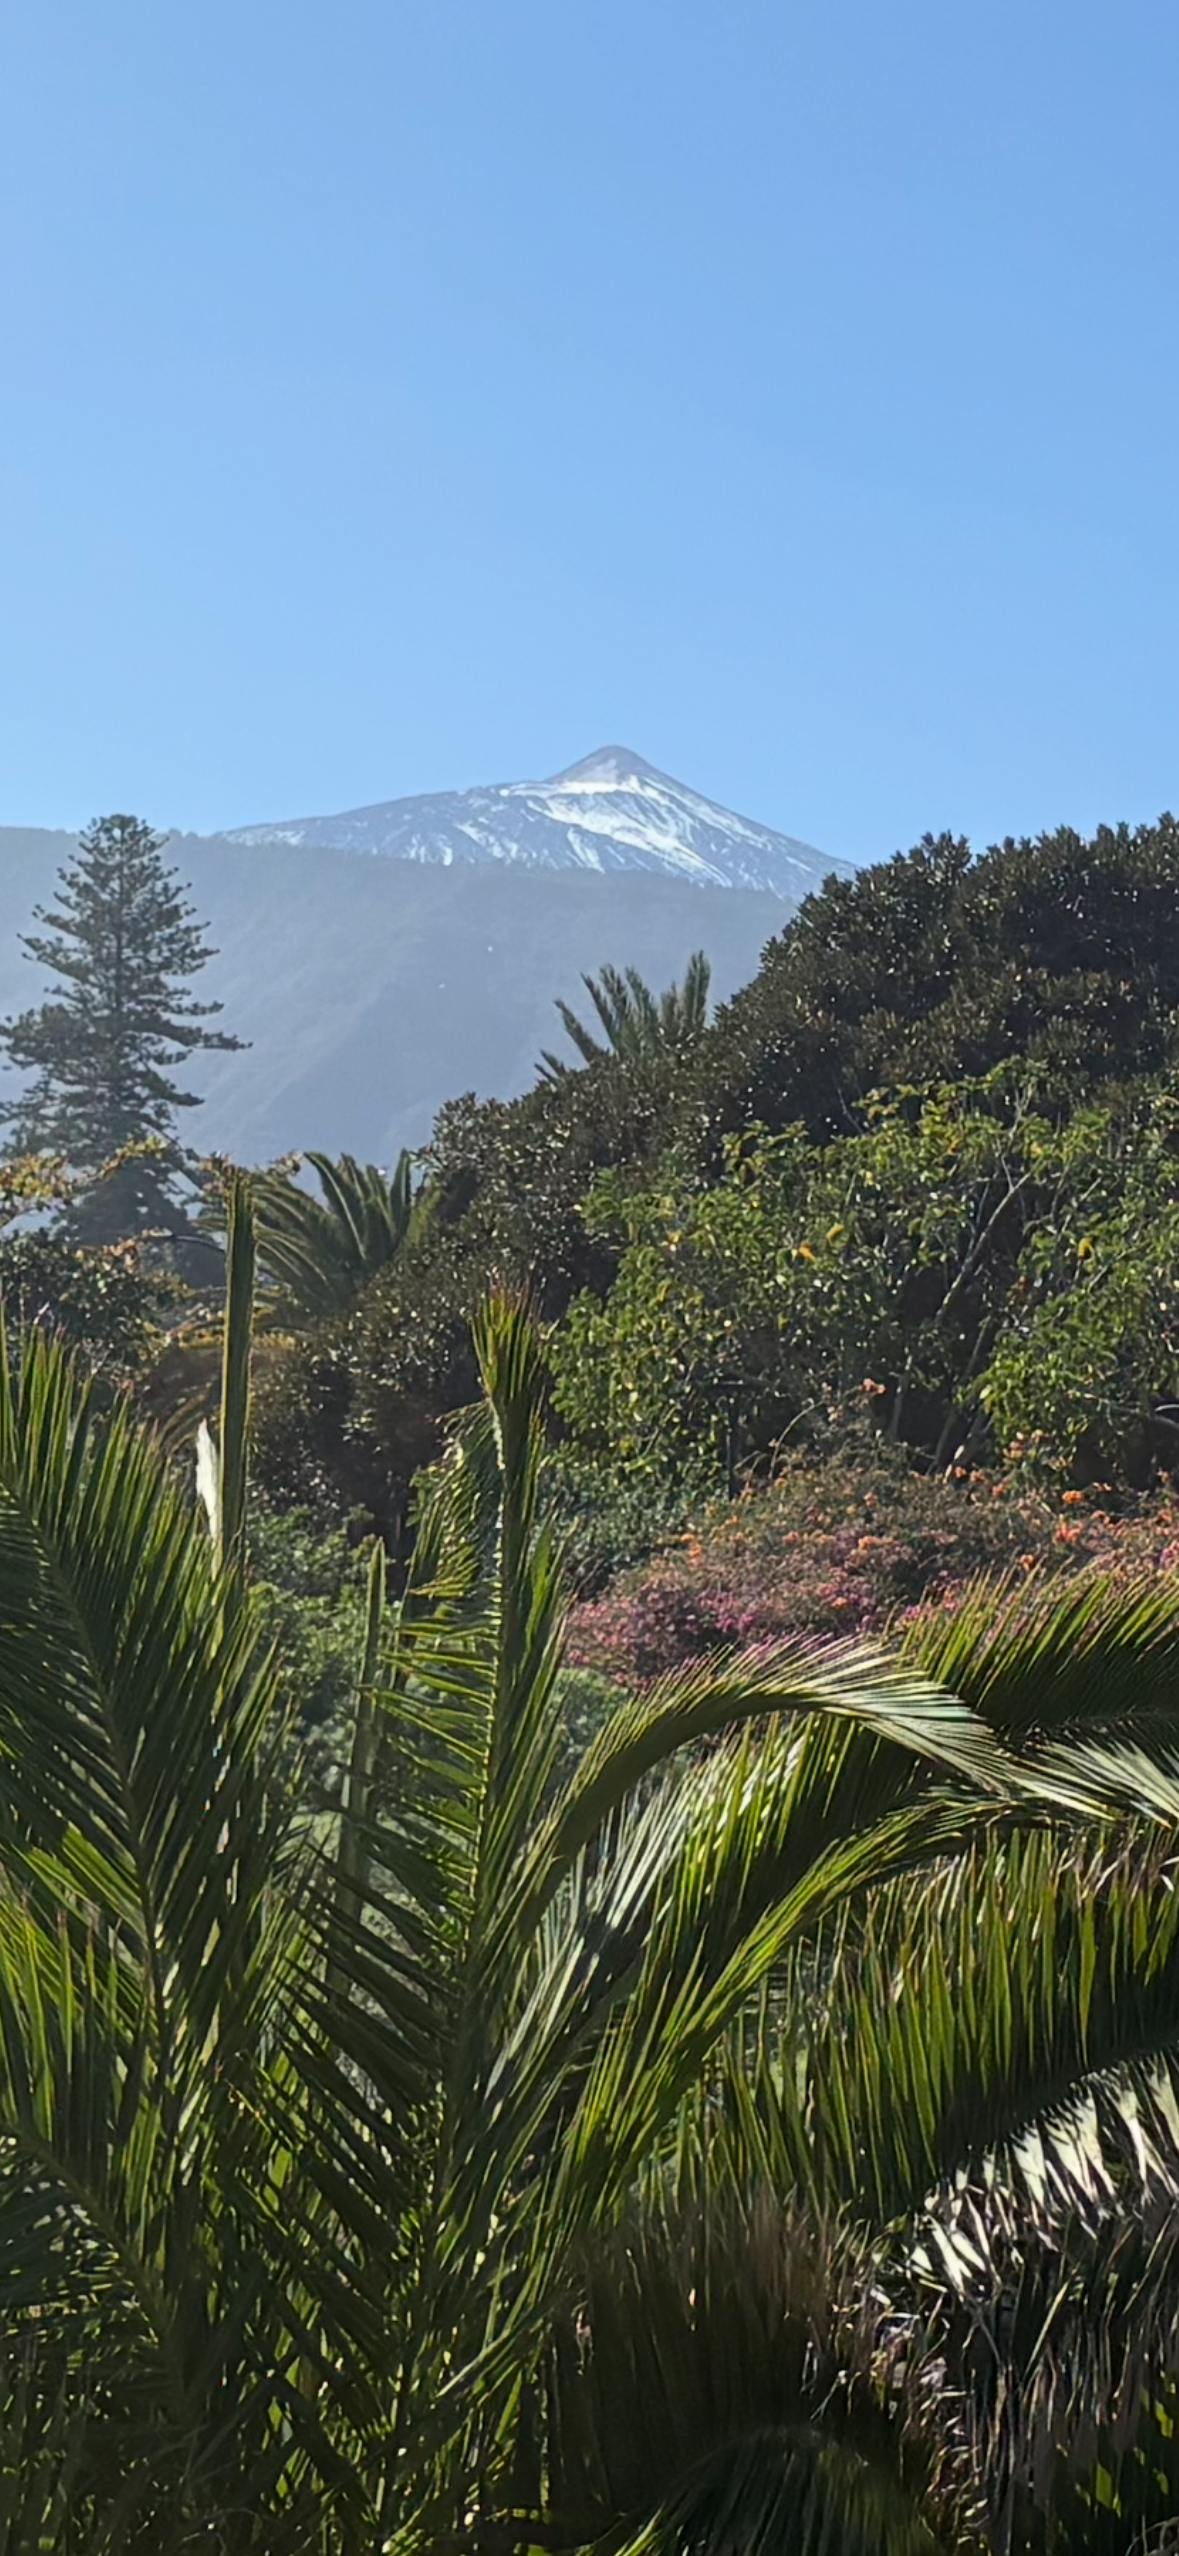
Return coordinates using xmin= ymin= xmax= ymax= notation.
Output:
xmin=222 ymin=746 xmax=839 ymax=898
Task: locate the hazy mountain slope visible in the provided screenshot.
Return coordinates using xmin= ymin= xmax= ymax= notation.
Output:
xmin=0 ymin=828 xmax=788 ymax=1165
xmin=223 ymin=744 xmax=839 ymax=898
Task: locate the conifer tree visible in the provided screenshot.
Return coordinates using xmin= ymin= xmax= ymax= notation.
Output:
xmin=0 ymin=813 xmax=244 ymax=1240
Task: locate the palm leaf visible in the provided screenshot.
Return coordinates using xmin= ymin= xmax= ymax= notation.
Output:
xmin=539 ymin=954 xmax=712 ymax=1080
xmin=0 ymin=1320 xmax=348 ymax=2542
xmin=541 ymin=2197 xmax=964 ymax=2556
xmin=904 ymin=1565 xmax=1179 ymax=1763
xmin=250 ymin=1148 xmax=422 ymax=1319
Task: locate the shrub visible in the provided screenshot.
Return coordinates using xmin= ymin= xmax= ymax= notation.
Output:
xmin=551 ymin=1075 xmax=1179 ymax=1497
xmin=566 ymin=1453 xmax=1179 ymax=1682
xmin=0 ymin=1230 xmax=162 ymax=1378
xmin=552 ymin=1665 xmax=628 ymax=1775
xmin=249 ymin=1503 xmax=370 ymax=1801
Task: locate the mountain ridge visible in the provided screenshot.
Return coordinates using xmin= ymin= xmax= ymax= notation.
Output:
xmin=221 ymin=744 xmax=842 ymax=898
xmin=0 ymin=751 xmax=841 ymax=1163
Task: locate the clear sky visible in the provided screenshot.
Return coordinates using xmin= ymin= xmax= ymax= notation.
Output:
xmin=1 ymin=0 xmax=1176 ymax=865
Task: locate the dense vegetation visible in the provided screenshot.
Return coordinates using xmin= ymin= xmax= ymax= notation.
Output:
xmin=226 ymin=810 xmax=1179 ymax=1544
xmin=7 ymin=1251 xmax=1179 ymax=2550
xmin=5 ymin=809 xmax=1179 ymax=2546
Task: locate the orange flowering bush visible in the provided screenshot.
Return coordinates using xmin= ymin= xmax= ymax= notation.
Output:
xmin=566 ymin=1454 xmax=1179 ymax=1682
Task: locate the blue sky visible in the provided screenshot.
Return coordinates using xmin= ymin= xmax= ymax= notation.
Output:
xmin=1 ymin=0 xmax=1176 ymax=864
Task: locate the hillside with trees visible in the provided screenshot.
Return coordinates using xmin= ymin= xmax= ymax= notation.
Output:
xmin=0 ymin=822 xmax=788 ymax=1165
xmin=234 ymin=810 xmax=1179 ymax=1542
xmin=4 ymin=809 xmax=1179 ymax=2546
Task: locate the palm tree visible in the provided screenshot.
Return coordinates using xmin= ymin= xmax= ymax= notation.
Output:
xmin=142 ymin=1148 xmax=427 ymax=1447
xmin=8 ymin=1214 xmax=1179 ymax=2548
xmin=0 ymin=1207 xmax=1024 ymax=2549
xmin=532 ymin=1573 xmax=1179 ymax=2554
xmin=249 ymin=1147 xmax=429 ymax=1319
xmin=539 ymin=952 xmax=712 ymax=1081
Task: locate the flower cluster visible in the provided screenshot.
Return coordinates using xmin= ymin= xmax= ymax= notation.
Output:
xmin=565 ymin=1458 xmax=1179 ymax=1683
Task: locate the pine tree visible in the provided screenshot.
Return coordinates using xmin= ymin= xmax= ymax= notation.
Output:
xmin=0 ymin=813 xmax=245 ymax=1240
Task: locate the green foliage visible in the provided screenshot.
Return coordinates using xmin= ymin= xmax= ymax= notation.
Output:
xmin=702 ymin=813 xmax=1179 ymax=1138
xmin=246 ymin=1324 xmax=401 ymax=1533
xmin=0 ymin=1289 xmax=1053 ymax=2548
xmin=0 ymin=813 xmax=244 ymax=1239
xmin=548 ymin=1446 xmax=704 ymax=1590
xmin=550 ymin=1070 xmax=1179 ymax=1494
xmin=551 ymin=1661 xmax=628 ymax=1773
xmin=10 ymin=1285 xmax=1179 ymax=2542
xmin=977 ymin=1096 xmax=1179 ymax=1477
xmin=24 ymin=801 xmax=1179 ymax=2543
xmin=0 ymin=1153 xmax=164 ymax=1383
xmin=249 ymin=1502 xmax=370 ymax=1799
xmin=253 ymin=809 xmax=1179 ymax=1523
xmin=0 ymin=1230 xmax=158 ymax=1376
xmin=0 ymin=1323 xmax=313 ymax=2546
xmin=524 ymin=1554 xmax=1179 ymax=2553
xmin=251 ymin=1062 xmax=674 ymax=1536
xmin=545 ymin=2201 xmax=953 ymax=2555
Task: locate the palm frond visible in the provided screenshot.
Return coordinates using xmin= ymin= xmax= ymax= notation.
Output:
xmin=538 ymin=954 xmax=712 ymax=1081
xmin=0 ymin=1318 xmax=349 ymax=2540
xmin=687 ymin=1824 xmax=1179 ymax=2228
xmin=910 ymin=2162 xmax=1179 ymax=2553
xmin=541 ymin=2196 xmax=962 ymax=2556
xmin=250 ymin=1148 xmax=423 ymax=1319
xmin=905 ymin=1564 xmax=1179 ymax=1763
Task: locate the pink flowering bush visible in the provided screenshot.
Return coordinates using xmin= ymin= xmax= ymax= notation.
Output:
xmin=566 ymin=1454 xmax=1179 ymax=1683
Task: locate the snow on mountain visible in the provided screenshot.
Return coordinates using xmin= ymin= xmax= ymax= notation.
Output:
xmin=223 ymin=745 xmax=842 ymax=899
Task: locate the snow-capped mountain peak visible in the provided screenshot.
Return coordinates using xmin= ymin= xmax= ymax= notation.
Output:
xmin=554 ymin=744 xmax=666 ymax=785
xmin=223 ymin=748 xmax=842 ymax=899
